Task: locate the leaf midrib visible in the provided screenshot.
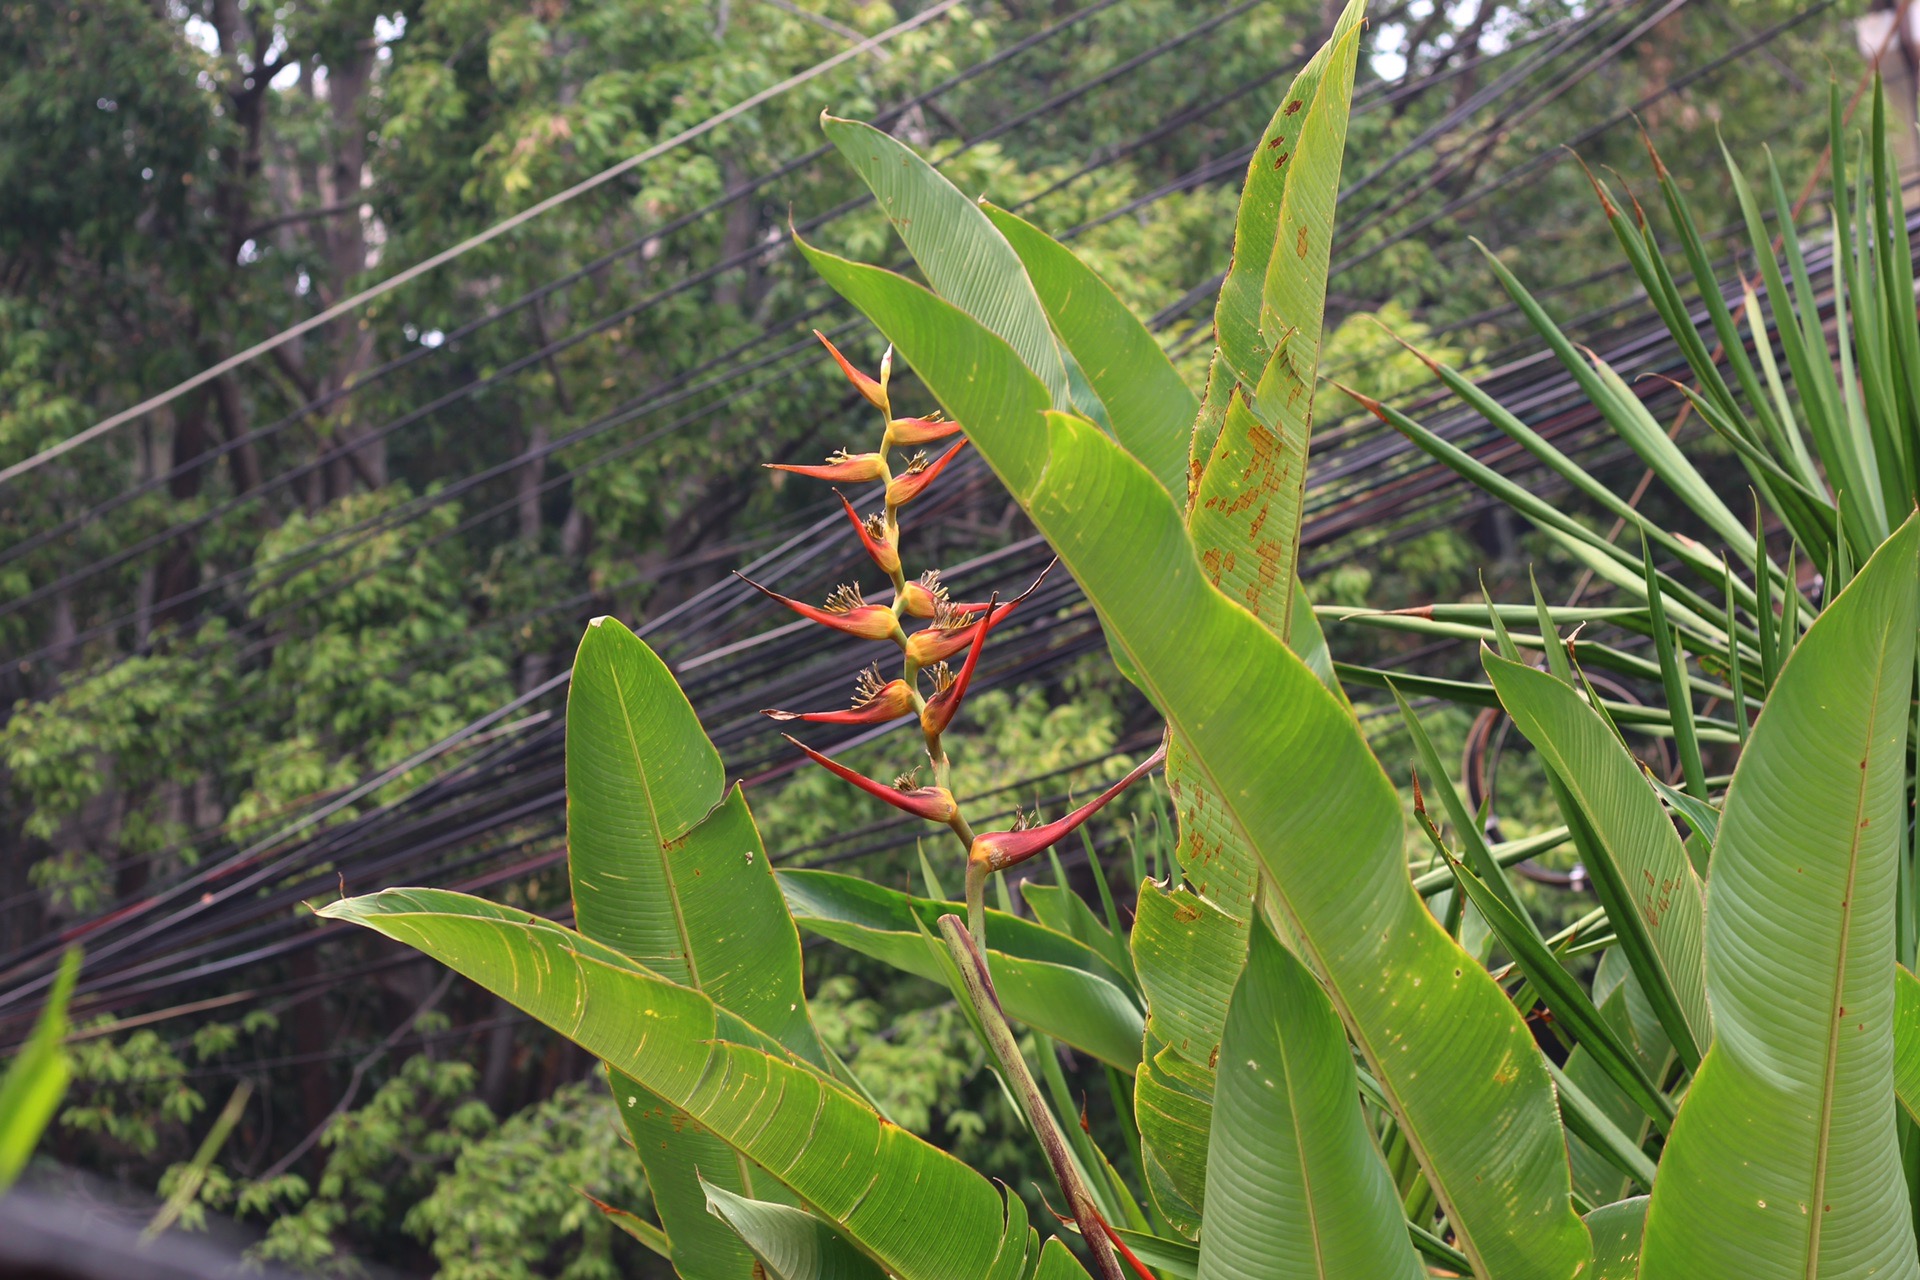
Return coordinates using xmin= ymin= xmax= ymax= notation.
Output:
xmin=1803 ymin=609 xmax=1897 ymax=1277
xmin=1276 ymin=992 xmax=1333 ymax=1278
xmin=606 ymin=659 xmax=702 ymax=991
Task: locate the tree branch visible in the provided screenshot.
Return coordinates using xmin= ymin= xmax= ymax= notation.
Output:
xmin=247 ymin=199 xmax=363 ymax=239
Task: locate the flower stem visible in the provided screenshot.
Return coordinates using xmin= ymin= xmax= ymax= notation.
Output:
xmin=937 ymin=914 xmax=1124 ymax=1280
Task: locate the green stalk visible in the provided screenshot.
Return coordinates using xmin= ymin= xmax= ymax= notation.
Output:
xmin=939 ymin=915 xmax=1125 ymax=1280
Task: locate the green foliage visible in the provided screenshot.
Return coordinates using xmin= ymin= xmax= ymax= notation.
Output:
xmin=403 ymin=1078 xmax=653 ymax=1280
xmin=21 ymin=4 xmax=1910 ymax=1277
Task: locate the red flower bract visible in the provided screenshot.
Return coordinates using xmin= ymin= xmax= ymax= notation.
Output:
xmin=837 ymin=491 xmax=899 ymax=576
xmin=765 ymin=668 xmax=914 ymax=725
xmin=885 ymin=440 xmax=967 ymax=508
xmin=766 ymin=451 xmax=885 ymax=484
xmin=783 ymin=734 xmax=958 ymax=823
xmin=734 ymin=573 xmax=902 ymax=642
xmin=815 ymin=329 xmax=889 ymax=412
xmin=920 ymin=592 xmax=997 ymax=736
xmin=969 ymin=745 xmax=1166 ymax=871
xmin=886 ymin=415 xmax=963 ymax=448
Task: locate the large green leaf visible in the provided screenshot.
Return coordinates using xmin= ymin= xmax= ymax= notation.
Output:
xmin=1483 ymin=653 xmax=1709 ymax=1067
xmin=1640 ymin=514 xmax=1920 ymax=1280
xmin=566 ymin=617 xmax=820 ymax=1059
xmin=316 ymin=889 xmax=1086 ymax=1280
xmin=566 ymin=616 xmax=824 ymax=1277
xmin=700 ymin=1181 xmax=886 ymax=1280
xmin=1132 ymin=5 xmax=1362 ymax=1229
xmin=1196 ymin=917 xmax=1423 ymax=1280
xmin=1188 ymin=4 xmax=1362 ymax=643
xmin=794 ymin=252 xmax=1590 ymax=1279
xmin=1192 ymin=0 xmax=1365 ymax=465
xmin=778 ymin=869 xmax=1143 ymax=1070
xmin=982 ymin=201 xmax=1193 ymax=498
xmin=818 ymin=114 xmax=1072 ymax=410
xmin=1127 ymin=880 xmax=1248 ymax=1231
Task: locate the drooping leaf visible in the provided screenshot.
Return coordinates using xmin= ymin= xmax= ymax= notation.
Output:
xmin=1195 ymin=917 xmax=1423 ymax=1280
xmin=700 ymin=1180 xmax=886 ymax=1280
xmin=316 ymin=889 xmax=1086 ymax=1280
xmin=794 ymin=250 xmax=1590 ymax=1278
xmin=778 ymin=869 xmax=1143 ymax=1070
xmin=1640 ymin=513 xmax=1920 ymax=1280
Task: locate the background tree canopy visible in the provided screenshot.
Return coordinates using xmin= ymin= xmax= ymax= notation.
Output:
xmin=0 ymin=0 xmax=1879 ymax=1273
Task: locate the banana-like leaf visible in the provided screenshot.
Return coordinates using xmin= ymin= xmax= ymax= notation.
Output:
xmin=981 ymin=201 xmax=1192 ymax=497
xmin=567 ymin=617 xmax=817 ymax=1057
xmin=567 ymin=617 xmax=826 ymax=1278
xmin=1563 ymin=985 xmax=1659 ymax=1204
xmin=700 ymin=1180 xmax=886 ymax=1280
xmin=1128 ymin=881 xmax=1248 ymax=1230
xmin=1140 ymin=3 xmax=1362 ymax=1225
xmin=1483 ymin=653 xmax=1709 ymax=1068
xmin=778 ymin=869 xmax=1143 ymax=1070
xmin=1640 ymin=514 xmax=1920 ymax=1279
xmin=1192 ymin=0 xmax=1365 ymax=470
xmin=316 ymin=889 xmax=1087 ymax=1280
xmin=1196 ymin=916 xmax=1423 ymax=1280
xmin=793 ymin=253 xmax=1590 ymax=1279
xmin=818 ymin=114 xmax=1072 ymax=411
xmin=1583 ymin=1197 xmax=1648 ymax=1280
xmin=1188 ymin=5 xmax=1362 ymax=642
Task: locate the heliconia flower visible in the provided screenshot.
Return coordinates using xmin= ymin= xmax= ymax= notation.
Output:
xmin=764 ymin=665 xmax=915 ymax=725
xmin=898 ymin=570 xmax=947 ymax=619
xmin=920 ymin=592 xmax=996 ymax=736
xmin=969 ymin=745 xmax=1166 ymax=872
xmin=886 ymin=415 xmax=963 ymax=448
xmin=902 ymin=560 xmax=1054 ymax=665
xmin=815 ymin=329 xmax=890 ymax=413
xmin=783 ymin=734 xmax=958 ymax=822
xmin=885 ymin=440 xmax=967 ymax=508
xmin=904 ymin=602 xmax=998 ymax=665
xmin=734 ymin=573 xmax=903 ymax=643
xmin=766 ymin=449 xmax=885 ymax=484
xmin=836 ymin=491 xmax=899 ymax=576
